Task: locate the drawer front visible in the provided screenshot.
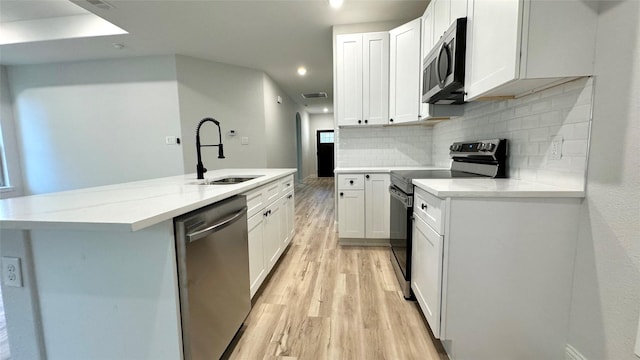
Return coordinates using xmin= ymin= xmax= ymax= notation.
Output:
xmin=337 ymin=174 xmax=365 ymax=190
xmin=279 ymin=175 xmax=294 ymax=196
xmin=414 ymin=187 xmax=445 ymax=234
xmin=245 ymin=185 xmax=266 ymax=218
xmin=264 ymin=180 xmax=280 ymax=204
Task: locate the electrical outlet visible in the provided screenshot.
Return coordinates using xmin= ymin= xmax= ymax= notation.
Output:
xmin=550 ymin=136 xmax=563 ymax=160
xmin=241 ymin=137 xmax=249 ymax=145
xmin=2 ymin=257 xmax=23 ymax=287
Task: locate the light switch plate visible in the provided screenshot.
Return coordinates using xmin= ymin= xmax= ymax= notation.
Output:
xmin=241 ymin=137 xmax=249 ymax=145
xmin=2 ymin=256 xmax=23 ymax=287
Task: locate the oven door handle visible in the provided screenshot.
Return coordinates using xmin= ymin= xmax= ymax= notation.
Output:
xmin=389 ymin=186 xmax=413 ymax=208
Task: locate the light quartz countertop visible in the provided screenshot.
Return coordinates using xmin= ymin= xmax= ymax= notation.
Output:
xmin=0 ymin=168 xmax=296 ymax=232
xmin=413 ymin=178 xmax=585 ymax=198
xmin=334 ymin=166 xmax=448 ymax=174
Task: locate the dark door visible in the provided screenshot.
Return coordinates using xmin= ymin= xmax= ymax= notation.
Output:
xmin=316 ymin=130 xmax=334 ymax=177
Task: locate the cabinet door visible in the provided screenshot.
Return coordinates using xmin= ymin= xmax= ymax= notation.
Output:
xmin=389 ymin=18 xmax=422 ymax=124
xmin=362 ymin=33 xmax=389 ymax=125
xmin=248 ymin=213 xmax=265 ymax=298
xmin=263 ymin=201 xmax=282 ymax=273
xmin=279 ymin=195 xmax=290 ymax=248
xmin=450 ymin=0 xmax=467 ymax=21
xmin=365 ymin=174 xmax=390 ymax=238
xmin=433 ymin=0 xmax=451 ymax=42
xmin=412 ymin=216 xmax=443 ymax=338
xmin=336 ymin=34 xmax=363 ymax=126
xmin=338 ymin=190 xmax=365 ymax=238
xmin=464 ymin=0 xmax=521 ymax=101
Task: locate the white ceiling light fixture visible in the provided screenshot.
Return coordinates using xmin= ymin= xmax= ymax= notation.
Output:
xmin=323 ymin=107 xmax=329 ymax=113
xmin=329 ymin=0 xmax=344 ymax=9
xmin=297 ymin=66 xmax=307 ymax=76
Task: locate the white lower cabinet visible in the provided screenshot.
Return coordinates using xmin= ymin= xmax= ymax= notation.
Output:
xmin=245 ymin=176 xmax=295 ymax=298
xmin=411 ymin=215 xmax=444 ymax=338
xmin=337 ymin=173 xmax=390 ymax=241
xmin=338 ymin=190 xmax=365 ymax=238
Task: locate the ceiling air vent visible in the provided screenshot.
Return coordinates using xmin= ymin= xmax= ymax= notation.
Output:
xmin=301 ymin=92 xmax=328 ymax=99
xmin=86 ymin=0 xmax=114 ymax=10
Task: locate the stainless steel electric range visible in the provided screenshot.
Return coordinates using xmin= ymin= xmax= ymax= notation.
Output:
xmin=389 ymin=139 xmax=508 ymax=299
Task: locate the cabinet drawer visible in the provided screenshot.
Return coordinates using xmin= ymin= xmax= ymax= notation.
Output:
xmin=337 ymin=174 xmax=365 ymax=190
xmin=414 ymin=187 xmax=445 ymax=234
xmin=279 ymin=175 xmax=294 ymax=196
xmin=264 ymin=180 xmax=280 ymax=203
xmin=245 ymin=185 xmax=266 ymax=219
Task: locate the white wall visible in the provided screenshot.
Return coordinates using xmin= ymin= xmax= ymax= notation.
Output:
xmin=432 ymin=77 xmax=593 ymax=189
xmin=263 ymin=74 xmax=298 ymax=169
xmin=566 ymin=2 xmax=640 ymax=359
xmin=7 ymin=56 xmax=184 ymax=195
xmin=298 ymin=111 xmax=314 ymax=180
xmin=0 ymin=66 xmax=24 ymax=198
xmin=175 ymin=55 xmax=268 ymax=173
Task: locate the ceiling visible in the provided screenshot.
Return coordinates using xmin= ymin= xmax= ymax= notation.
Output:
xmin=0 ymin=0 xmax=428 ymax=114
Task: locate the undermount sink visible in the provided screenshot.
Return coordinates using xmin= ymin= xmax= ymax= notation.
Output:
xmin=199 ymin=175 xmax=262 ymax=185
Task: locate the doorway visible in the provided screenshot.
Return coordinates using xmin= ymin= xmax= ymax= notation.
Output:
xmin=316 ymin=130 xmax=334 ymax=177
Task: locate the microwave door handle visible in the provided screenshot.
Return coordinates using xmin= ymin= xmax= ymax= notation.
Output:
xmin=436 ymin=41 xmax=447 ymax=89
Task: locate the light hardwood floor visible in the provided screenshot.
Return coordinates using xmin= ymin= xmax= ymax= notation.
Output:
xmin=228 ymin=177 xmax=447 ymax=360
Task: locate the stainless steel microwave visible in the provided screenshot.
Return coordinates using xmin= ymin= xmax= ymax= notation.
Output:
xmin=422 ymin=17 xmax=467 ymax=105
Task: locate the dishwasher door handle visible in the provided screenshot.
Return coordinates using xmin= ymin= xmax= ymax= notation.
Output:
xmin=187 ymin=206 xmax=247 ymax=242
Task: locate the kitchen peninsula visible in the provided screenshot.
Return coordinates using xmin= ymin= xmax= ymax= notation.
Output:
xmin=0 ymin=168 xmax=296 ymax=360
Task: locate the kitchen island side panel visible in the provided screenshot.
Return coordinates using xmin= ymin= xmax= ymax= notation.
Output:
xmin=29 ymin=220 xmax=183 ymax=360
xmin=442 ymin=197 xmax=581 ymax=360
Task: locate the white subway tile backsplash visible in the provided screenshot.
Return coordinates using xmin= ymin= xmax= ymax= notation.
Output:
xmin=336 ymin=125 xmax=433 ymax=167
xmin=432 ymin=77 xmax=593 ymax=189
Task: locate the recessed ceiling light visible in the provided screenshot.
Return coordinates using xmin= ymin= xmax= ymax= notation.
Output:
xmin=329 ymin=0 xmax=344 ymax=9
xmin=297 ymin=66 xmax=307 ymax=76
xmin=323 ymin=107 xmax=329 ymax=113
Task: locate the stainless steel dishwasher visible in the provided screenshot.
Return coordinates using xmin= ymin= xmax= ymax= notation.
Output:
xmin=174 ymin=195 xmax=250 ymax=360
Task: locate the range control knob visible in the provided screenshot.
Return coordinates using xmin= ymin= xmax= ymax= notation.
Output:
xmin=486 ymin=143 xmax=496 ymax=152
xmin=478 ymin=143 xmax=486 ymax=151
xmin=449 ymin=145 xmax=456 ymax=151
xmin=455 ymin=144 xmax=462 ymax=151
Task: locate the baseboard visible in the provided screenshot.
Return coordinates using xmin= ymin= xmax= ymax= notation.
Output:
xmin=565 ymin=344 xmax=587 ymax=360
xmin=339 ymin=238 xmax=390 ymax=246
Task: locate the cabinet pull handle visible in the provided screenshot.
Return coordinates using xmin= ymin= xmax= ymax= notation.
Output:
xmin=339 ymin=192 xmax=344 ymax=197
xmin=364 ymin=119 xmax=368 ymax=124
xmin=389 ymin=118 xmax=394 ymax=123
xmin=358 ymin=120 xmax=362 ymax=124
xmin=287 ymin=194 xmax=293 ymax=199
xmin=349 ymin=180 xmax=354 ymax=185
xmin=365 ymin=174 xmax=370 ymax=179
xmin=421 ymin=203 xmax=427 ymax=210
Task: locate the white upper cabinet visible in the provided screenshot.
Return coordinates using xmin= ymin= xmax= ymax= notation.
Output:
xmin=336 ymin=34 xmax=363 ymax=126
xmin=450 ymin=0 xmax=468 ymax=21
xmin=362 ymin=33 xmax=390 ymax=125
xmin=336 ymin=32 xmax=389 ymax=126
xmin=464 ymin=0 xmax=597 ymax=101
xmin=433 ymin=0 xmax=451 ymax=42
xmin=389 ymin=18 xmax=422 ymax=124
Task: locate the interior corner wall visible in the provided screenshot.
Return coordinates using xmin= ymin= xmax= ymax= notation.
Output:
xmin=566 ymin=1 xmax=640 ymax=359
xmin=262 ymin=74 xmax=297 ymax=170
xmin=175 ymin=55 xmax=267 ymax=173
xmin=297 ymin=110 xmax=313 ymax=180
xmin=6 ymin=56 xmax=184 ymax=195
xmin=0 ymin=66 xmax=24 ymax=198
